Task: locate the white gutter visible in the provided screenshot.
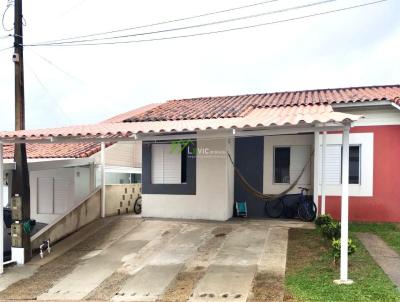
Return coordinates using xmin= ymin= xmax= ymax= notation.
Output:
xmin=0 ymin=124 xmax=350 ymax=145
xmin=331 ymin=100 xmax=394 ymax=108
xmin=391 ymin=102 xmax=400 ymax=111
xmin=1 ymin=158 xmax=93 ymax=171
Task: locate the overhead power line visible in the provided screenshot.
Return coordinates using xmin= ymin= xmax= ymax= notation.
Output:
xmin=1 ymin=0 xmax=14 ymax=31
xmin=27 ymin=0 xmax=336 ymax=46
xmin=35 ymin=0 xmax=281 ymax=44
xmin=0 ymin=45 xmax=13 ymax=52
xmin=25 ymin=62 xmax=74 ymax=124
xmin=23 ymin=0 xmax=388 ymax=48
xmin=0 ymin=34 xmax=12 ymax=39
xmin=27 ymin=48 xmax=85 ymax=83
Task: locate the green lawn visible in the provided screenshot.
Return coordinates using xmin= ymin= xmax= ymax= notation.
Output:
xmin=284 ymin=228 xmax=400 ymax=302
xmin=350 ymin=222 xmax=400 ymax=255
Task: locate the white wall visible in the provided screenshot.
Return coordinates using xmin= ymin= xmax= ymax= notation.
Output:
xmin=30 ymin=166 xmax=92 ymax=224
xmin=335 ymin=106 xmax=400 ymax=126
xmin=74 ymin=167 xmax=91 ymax=203
xmin=30 ymin=168 xmax=75 ymax=224
xmin=142 ymin=136 xmax=235 ymax=221
xmin=263 ymin=134 xmax=314 ymax=195
xmin=93 ymin=141 xmax=142 ymax=168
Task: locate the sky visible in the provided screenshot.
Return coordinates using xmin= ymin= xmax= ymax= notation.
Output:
xmin=0 ymin=0 xmax=399 ymax=130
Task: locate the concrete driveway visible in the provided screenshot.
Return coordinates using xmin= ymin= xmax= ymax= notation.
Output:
xmin=0 ymin=215 xmax=312 ymax=302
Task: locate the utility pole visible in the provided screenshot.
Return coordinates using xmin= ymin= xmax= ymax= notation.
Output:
xmin=12 ymin=0 xmax=31 ymax=262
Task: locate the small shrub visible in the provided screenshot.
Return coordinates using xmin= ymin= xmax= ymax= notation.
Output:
xmin=315 ymin=214 xmax=333 ymax=227
xmin=332 ymin=238 xmax=357 ymax=263
xmin=320 ymin=221 xmax=341 ymax=240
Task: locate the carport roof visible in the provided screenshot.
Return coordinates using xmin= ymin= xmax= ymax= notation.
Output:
xmin=1 ymin=103 xmax=158 ymax=159
xmin=0 ymin=104 xmax=361 ymax=143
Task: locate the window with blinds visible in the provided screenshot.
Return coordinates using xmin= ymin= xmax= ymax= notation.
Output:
xmin=151 ymin=144 xmax=183 ymax=184
xmin=320 ymin=145 xmax=361 ymax=185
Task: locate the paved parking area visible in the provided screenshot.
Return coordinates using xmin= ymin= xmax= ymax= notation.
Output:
xmin=0 ymin=215 xmax=312 ymax=302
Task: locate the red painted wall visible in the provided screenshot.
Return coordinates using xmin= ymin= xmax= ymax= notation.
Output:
xmin=321 ymin=125 xmax=400 ymax=222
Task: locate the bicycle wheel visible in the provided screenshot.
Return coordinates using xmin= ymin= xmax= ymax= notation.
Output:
xmin=298 ymin=199 xmax=317 ymax=222
xmin=134 ymin=197 xmax=142 ymax=214
xmin=265 ymin=199 xmax=284 ymax=218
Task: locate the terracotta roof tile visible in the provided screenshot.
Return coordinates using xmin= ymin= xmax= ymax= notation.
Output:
xmin=126 ymin=84 xmax=400 ymax=122
xmin=0 ymin=105 xmax=361 ymax=141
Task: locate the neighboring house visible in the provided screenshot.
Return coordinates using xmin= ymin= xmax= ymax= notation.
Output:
xmin=1 ymin=85 xmax=399 ymax=222
xmin=1 ymin=104 xmax=157 ymax=224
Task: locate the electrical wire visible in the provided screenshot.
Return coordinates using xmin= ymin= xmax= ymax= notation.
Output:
xmin=2 ymin=0 xmax=14 ymax=31
xmin=27 ymin=48 xmax=85 ymax=84
xmin=25 ymin=61 xmax=74 ymax=124
xmin=23 ymin=0 xmax=388 ymax=48
xmin=0 ymin=45 xmax=13 ymax=52
xmin=28 ymin=0 xmax=336 ymax=46
xmin=36 ymin=0 xmax=281 ymax=44
xmin=0 ymin=33 xmax=12 ymax=39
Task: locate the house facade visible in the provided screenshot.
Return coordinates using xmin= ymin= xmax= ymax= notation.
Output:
xmin=135 ymin=85 xmax=400 ymax=222
xmin=1 ymin=85 xmax=399 ymax=223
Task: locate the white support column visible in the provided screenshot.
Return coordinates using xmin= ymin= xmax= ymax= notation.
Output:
xmin=100 ymin=142 xmax=106 ymax=218
xmin=321 ymin=131 xmax=327 ymax=215
xmin=313 ymin=131 xmax=320 ymax=215
xmin=0 ymin=143 xmax=3 ymax=274
xmin=335 ymin=126 xmax=353 ymax=284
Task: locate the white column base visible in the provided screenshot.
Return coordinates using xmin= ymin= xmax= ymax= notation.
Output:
xmin=333 ymin=279 xmax=354 ymax=285
xmin=11 ymin=247 xmax=25 ymax=265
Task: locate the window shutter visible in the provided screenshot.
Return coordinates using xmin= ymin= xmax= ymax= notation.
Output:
xmin=320 ymin=144 xmax=342 ymax=185
xmin=151 ymin=144 xmax=164 ymax=184
xmin=290 ymin=146 xmax=311 ymax=185
xmin=162 ymin=144 xmax=182 ymax=184
xmin=37 ymin=177 xmax=54 ymax=214
xmin=151 ymin=144 xmax=182 ymax=184
xmin=54 ymin=178 xmax=71 ymax=214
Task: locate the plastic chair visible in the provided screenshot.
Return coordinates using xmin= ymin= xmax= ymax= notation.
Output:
xmin=236 ymin=201 xmax=248 ymax=217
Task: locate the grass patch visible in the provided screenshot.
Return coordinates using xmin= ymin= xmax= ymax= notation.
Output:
xmin=350 ymin=222 xmax=400 ymax=254
xmin=284 ymin=228 xmax=400 ymax=302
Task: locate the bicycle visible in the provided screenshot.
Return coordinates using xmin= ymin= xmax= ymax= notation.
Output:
xmin=265 ymin=187 xmax=317 ymax=222
xmin=133 ymin=195 xmax=142 ymax=214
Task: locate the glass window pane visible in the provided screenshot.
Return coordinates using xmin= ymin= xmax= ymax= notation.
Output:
xmin=349 ymin=146 xmax=360 ymax=184
xmin=274 ymin=147 xmax=290 ymax=183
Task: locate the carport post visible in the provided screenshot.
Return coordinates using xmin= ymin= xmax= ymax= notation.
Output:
xmin=313 ymin=131 xmax=320 ymax=215
xmin=0 ymin=143 xmax=3 ymax=274
xmin=321 ymin=131 xmax=327 ymax=215
xmin=336 ymin=126 xmax=352 ymax=284
xmin=100 ymin=142 xmax=106 ymax=218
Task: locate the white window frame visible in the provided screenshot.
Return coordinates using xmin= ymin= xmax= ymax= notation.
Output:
xmin=348 ymin=145 xmax=361 ymax=185
xmin=151 ymin=143 xmax=182 ymax=184
xmin=273 ymin=146 xmax=291 ymax=184
xmin=264 ymin=134 xmax=314 ymax=194
xmin=319 ymin=133 xmax=373 ymax=197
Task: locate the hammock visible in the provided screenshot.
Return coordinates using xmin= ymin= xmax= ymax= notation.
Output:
xmin=227 ymin=149 xmax=314 ymax=202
